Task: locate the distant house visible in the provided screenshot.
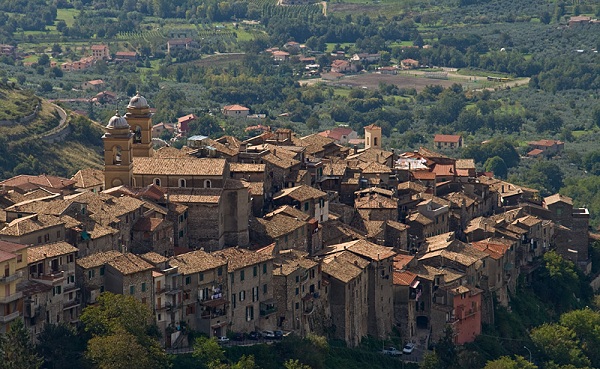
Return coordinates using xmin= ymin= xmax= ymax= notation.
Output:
xmin=527 ymin=149 xmax=544 ymax=159
xmin=91 ymin=44 xmax=110 ymax=60
xmin=62 ymin=56 xmax=95 ymax=72
xmin=81 ymin=79 xmax=105 ymax=91
xmin=434 ymin=134 xmax=463 ymax=150
xmin=527 ymin=139 xmax=564 ymax=158
xmin=115 ymin=51 xmax=138 ymax=62
xmin=152 ymin=122 xmax=175 ymax=138
xmin=222 ymin=104 xmax=250 ymax=117
xmin=569 ymin=16 xmax=592 ymax=26
xmin=167 ymin=38 xmax=195 ymax=53
xmin=272 ymin=50 xmax=290 ymax=62
xmin=91 ymin=91 xmax=117 ymax=104
xmin=0 ymin=44 xmax=15 ymax=57
xmin=331 ymin=59 xmax=356 ymax=73
xmin=401 ymin=58 xmax=419 ymax=69
xmin=177 ymin=113 xmax=197 ymax=134
xmin=378 ymin=66 xmax=398 ymax=75
xmin=318 ymin=126 xmax=358 ymax=145
xmin=351 ymin=53 xmax=380 ymax=63
xmin=283 ymin=41 xmax=301 ymax=52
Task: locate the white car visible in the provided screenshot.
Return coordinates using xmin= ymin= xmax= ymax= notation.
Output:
xmin=216 ymin=336 xmax=230 ymax=344
xmin=381 ymin=347 xmax=402 ymax=356
xmin=403 ymin=342 xmax=416 ymax=354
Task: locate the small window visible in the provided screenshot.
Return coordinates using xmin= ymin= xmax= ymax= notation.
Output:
xmin=263 ymin=263 xmax=267 ymax=274
xmin=178 ymin=178 xmax=186 ymax=188
xmin=304 ymin=202 xmax=309 ymax=211
xmin=295 ymin=287 xmax=299 ymax=295
xmin=253 ymin=266 xmax=257 ymax=277
xmin=218 ymin=267 xmax=223 ymax=276
xmin=57 ymin=231 xmax=61 ymax=238
xmin=199 ymin=273 xmax=204 ymax=282
xmin=240 ymin=270 xmax=245 ymax=281
xmin=142 ymin=282 xmax=146 ymax=292
xmin=88 ymin=270 xmax=95 ymax=279
xmin=185 ymin=276 xmax=191 ymax=285
xmin=263 ymin=284 xmax=267 ymax=294
xmin=130 ymin=285 xmax=135 ymax=295
xmin=100 ymin=266 xmax=105 ymax=276
xmin=204 ymin=180 xmax=211 ymax=188
xmin=154 ymin=178 xmax=161 ymax=186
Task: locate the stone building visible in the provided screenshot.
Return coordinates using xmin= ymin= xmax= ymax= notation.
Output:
xmin=213 ymin=248 xmax=275 ymax=334
xmin=0 ymin=241 xmax=27 ymax=333
xmin=168 ymin=250 xmax=229 ymax=338
xmin=23 ymin=242 xmax=80 ymax=336
xmin=104 ymin=253 xmax=154 ymax=309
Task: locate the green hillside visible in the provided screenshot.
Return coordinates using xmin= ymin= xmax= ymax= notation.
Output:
xmin=0 ymin=85 xmax=103 ymax=179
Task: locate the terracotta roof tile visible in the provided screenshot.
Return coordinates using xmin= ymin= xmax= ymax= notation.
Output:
xmin=107 ymin=253 xmax=154 ymax=275
xmin=393 ymin=270 xmax=417 ymax=286
xmin=273 ymin=185 xmax=326 ymax=202
xmin=77 ymin=250 xmax=123 ymax=269
xmin=133 ymin=157 xmax=227 ymax=176
xmin=169 ymin=249 xmax=226 ymax=274
xmin=28 ymin=242 xmax=78 ymax=264
xmin=72 ymin=168 xmax=104 ymax=189
xmin=213 ymin=247 xmax=273 ymax=271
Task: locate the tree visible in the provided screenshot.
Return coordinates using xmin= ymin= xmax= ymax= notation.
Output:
xmin=284 ymin=359 xmax=312 ymax=369
xmin=87 ymin=331 xmax=155 ymax=369
xmin=192 ymin=336 xmax=225 ymax=369
xmin=559 ymin=309 xmax=600 ymax=367
xmin=531 ymin=324 xmax=590 ymax=368
xmin=0 ymin=319 xmax=43 ymax=369
xmin=38 ymin=53 xmax=50 ymax=66
xmin=39 ymin=80 xmax=52 ymax=92
xmin=80 ymin=293 xmax=168 ymax=369
xmin=592 ymin=107 xmax=600 ymax=128
xmin=36 ymin=323 xmax=88 ymax=369
xmin=420 ymin=352 xmax=442 ymax=369
xmin=522 ymin=162 xmax=563 ymax=196
xmin=484 ymin=356 xmax=538 ymax=369
xmin=484 ymin=156 xmax=508 ymax=178
xmin=436 ymin=326 xmax=458 ymax=369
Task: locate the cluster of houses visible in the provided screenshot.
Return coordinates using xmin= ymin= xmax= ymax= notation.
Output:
xmin=0 ymin=94 xmax=591 ymax=350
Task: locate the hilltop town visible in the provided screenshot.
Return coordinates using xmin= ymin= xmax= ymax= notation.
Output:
xmin=0 ymin=93 xmax=591 ymax=358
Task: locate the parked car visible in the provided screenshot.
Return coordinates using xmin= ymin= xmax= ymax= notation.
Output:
xmin=262 ymin=330 xmax=276 ymax=339
xmin=402 ymin=343 xmax=416 ymax=354
xmin=232 ymin=332 xmax=244 ymax=341
xmin=274 ymin=330 xmax=284 ymax=339
xmin=381 ymin=347 xmax=402 ymax=356
xmin=216 ymin=336 xmax=230 ymax=344
xmin=248 ymin=331 xmax=261 ymax=340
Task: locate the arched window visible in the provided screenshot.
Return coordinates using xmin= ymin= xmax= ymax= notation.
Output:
xmin=178 ymin=178 xmax=186 ymax=188
xmin=204 ymin=180 xmax=211 ymax=188
xmin=134 ymin=126 xmax=142 ymax=144
xmin=113 ymin=146 xmax=122 ymax=165
xmin=154 ymin=178 xmax=161 ymax=187
xmin=374 ymin=137 xmax=378 ymax=147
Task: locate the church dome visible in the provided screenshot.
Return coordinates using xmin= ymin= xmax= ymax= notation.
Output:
xmin=127 ymin=92 xmax=149 ymax=109
xmin=106 ymin=111 xmax=129 ymax=129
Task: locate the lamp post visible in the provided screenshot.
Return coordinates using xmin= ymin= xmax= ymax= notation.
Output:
xmin=524 ymin=345 xmax=532 ymax=363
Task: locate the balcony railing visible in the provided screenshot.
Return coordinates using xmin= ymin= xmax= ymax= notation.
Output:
xmin=0 ymin=291 xmax=23 ymax=304
xmin=260 ymin=306 xmax=276 ymax=316
xmin=0 ymin=271 xmax=23 ymax=283
xmin=30 ymin=271 xmax=64 ymax=282
xmin=200 ymin=310 xmax=227 ymax=319
xmin=0 ymin=310 xmax=20 ymax=323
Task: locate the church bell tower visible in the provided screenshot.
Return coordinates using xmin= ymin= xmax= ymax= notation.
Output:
xmin=103 ymin=111 xmax=134 ymax=188
xmin=125 ymin=92 xmax=154 ymax=158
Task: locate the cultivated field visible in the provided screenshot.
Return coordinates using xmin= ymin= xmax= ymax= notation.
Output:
xmin=328 ymin=73 xmax=462 ymax=92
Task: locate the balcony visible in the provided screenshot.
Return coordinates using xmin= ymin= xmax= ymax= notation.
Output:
xmin=0 ymin=271 xmax=23 ymax=283
xmin=0 ymin=310 xmax=20 ymax=323
xmin=30 ymin=271 xmax=64 ymax=283
xmin=164 ymin=285 xmax=179 ymax=295
xmin=260 ymin=300 xmax=276 ymax=317
xmin=0 ymin=291 xmax=23 ymax=304
xmin=63 ymin=299 xmax=81 ymax=310
xmin=200 ymin=309 xmax=227 ymax=319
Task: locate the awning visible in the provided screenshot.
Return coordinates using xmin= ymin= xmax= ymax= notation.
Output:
xmin=410 ymin=280 xmax=420 ymax=289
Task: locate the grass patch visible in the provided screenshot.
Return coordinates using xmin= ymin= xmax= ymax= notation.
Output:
xmin=56 ymin=8 xmax=78 ymax=27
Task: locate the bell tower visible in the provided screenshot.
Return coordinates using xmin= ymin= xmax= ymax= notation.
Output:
xmin=125 ymin=92 xmax=154 ymax=158
xmin=103 ymin=111 xmax=134 ymax=188
xmin=364 ymin=124 xmax=381 ymax=149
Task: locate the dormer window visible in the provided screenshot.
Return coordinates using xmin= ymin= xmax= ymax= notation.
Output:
xmin=179 ymin=178 xmax=186 ymax=188
xmin=204 ymin=180 xmax=211 ymax=188
xmin=154 ymin=178 xmax=161 ymax=187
